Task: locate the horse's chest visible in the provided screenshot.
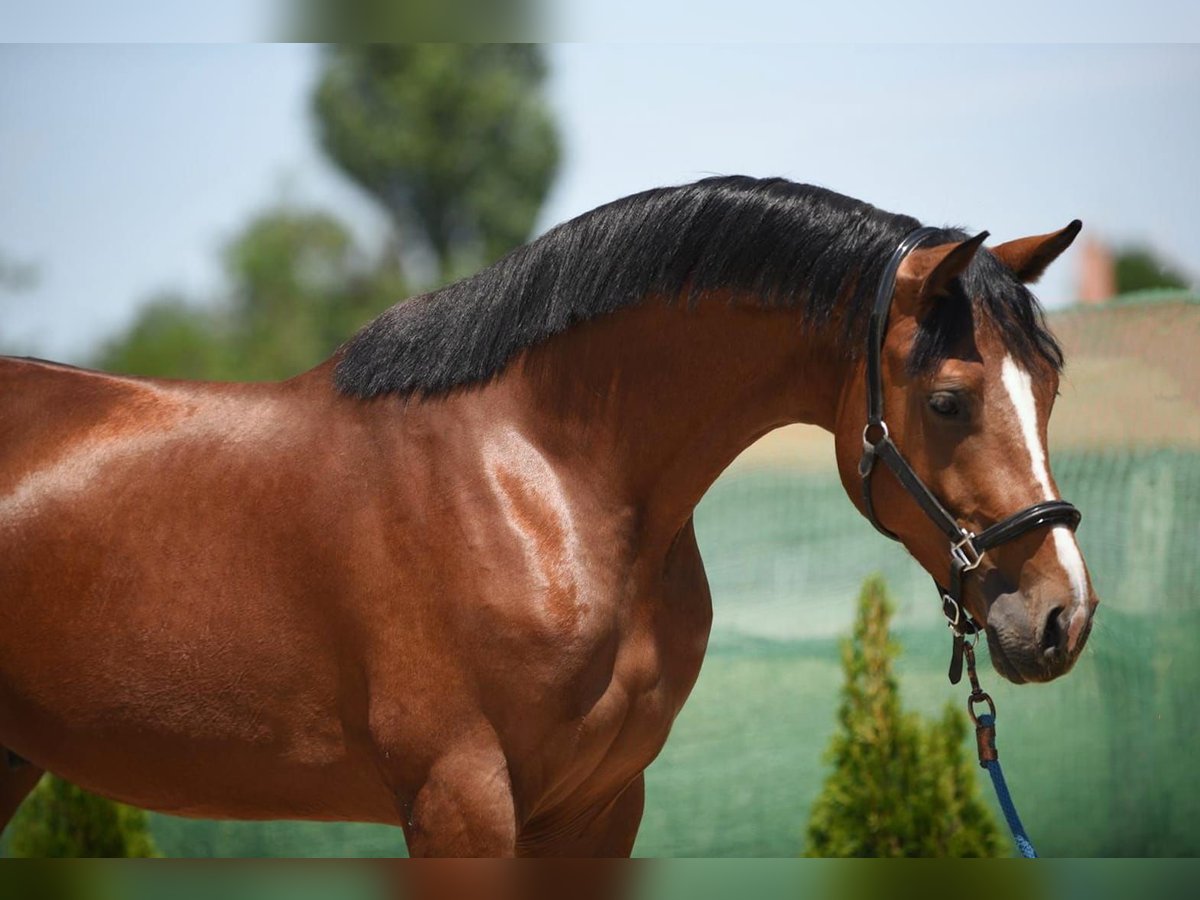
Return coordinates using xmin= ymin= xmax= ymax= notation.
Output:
xmin=532 ymin=532 xmax=714 ymax=805
xmin=601 ymin=603 xmax=709 ymax=757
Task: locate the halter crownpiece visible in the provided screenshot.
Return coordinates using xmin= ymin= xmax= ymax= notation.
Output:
xmin=858 ymin=226 xmax=1082 ymax=684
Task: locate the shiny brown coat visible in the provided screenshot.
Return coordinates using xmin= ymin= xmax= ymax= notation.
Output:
xmin=0 ymin=229 xmax=1095 ymax=855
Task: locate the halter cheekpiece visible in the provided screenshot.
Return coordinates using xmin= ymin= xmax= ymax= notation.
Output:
xmin=858 ymin=226 xmax=1082 ymax=684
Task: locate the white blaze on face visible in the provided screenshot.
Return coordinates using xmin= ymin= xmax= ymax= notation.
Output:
xmin=999 ymin=355 xmax=1090 ymax=614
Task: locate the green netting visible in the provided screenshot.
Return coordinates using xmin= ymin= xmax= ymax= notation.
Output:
xmin=636 ymin=448 xmax=1200 ymax=857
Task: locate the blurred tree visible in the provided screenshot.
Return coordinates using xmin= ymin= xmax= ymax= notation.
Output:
xmin=221 ymin=206 xmax=372 ymax=380
xmin=96 ymin=293 xmax=234 ymax=380
xmin=289 ymin=0 xmax=536 ymax=41
xmin=97 ymin=206 xmax=404 ymax=381
xmin=0 ymin=247 xmax=38 ymax=354
xmin=805 ymin=576 xmax=1001 ymax=857
xmin=0 ymin=248 xmax=38 ymax=293
xmin=314 ymin=44 xmax=561 ymax=284
xmin=7 ymin=775 xmax=161 ymax=858
xmin=1114 ymin=246 xmax=1191 ymax=295
xmin=100 ymin=45 xmax=562 ymax=381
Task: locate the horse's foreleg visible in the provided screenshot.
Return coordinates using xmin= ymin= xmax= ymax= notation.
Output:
xmin=400 ymin=748 xmax=518 ymax=857
xmin=518 ymin=773 xmax=645 ymax=857
xmin=0 ymin=755 xmax=44 ymax=837
xmin=583 ymin=773 xmax=645 ymax=857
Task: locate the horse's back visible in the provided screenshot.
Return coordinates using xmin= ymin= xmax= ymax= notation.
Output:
xmin=0 ymin=353 xmax=340 ymax=633
xmin=0 ymin=356 xmax=176 ymax=477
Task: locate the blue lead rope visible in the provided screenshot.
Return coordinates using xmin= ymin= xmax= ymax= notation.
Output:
xmin=961 ymin=641 xmax=1038 ymax=859
xmin=976 ymin=713 xmax=1037 ymax=858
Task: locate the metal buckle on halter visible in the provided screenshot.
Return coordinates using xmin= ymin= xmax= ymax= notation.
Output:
xmin=950 ymin=531 xmax=983 ymax=573
xmin=942 ymin=594 xmax=963 ymax=631
xmin=942 ymin=594 xmax=980 ymax=641
xmin=861 ymin=420 xmax=888 ymax=452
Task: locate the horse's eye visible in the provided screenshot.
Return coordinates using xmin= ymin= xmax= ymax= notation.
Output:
xmin=928 ymin=391 xmax=961 ymax=418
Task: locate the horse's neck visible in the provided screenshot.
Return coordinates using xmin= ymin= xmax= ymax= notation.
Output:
xmin=504 ymin=297 xmax=847 ymax=546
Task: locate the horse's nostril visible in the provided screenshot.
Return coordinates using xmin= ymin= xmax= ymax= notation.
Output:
xmin=1041 ymin=606 xmax=1067 ymax=657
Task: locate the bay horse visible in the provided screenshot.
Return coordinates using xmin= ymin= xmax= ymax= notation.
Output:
xmin=0 ymin=177 xmax=1096 ymax=856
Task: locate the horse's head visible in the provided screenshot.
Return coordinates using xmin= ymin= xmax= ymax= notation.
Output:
xmin=834 ymin=222 xmax=1097 ymax=684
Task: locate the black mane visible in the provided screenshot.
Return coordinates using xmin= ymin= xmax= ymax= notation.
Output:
xmin=334 ymin=176 xmax=1061 ymax=399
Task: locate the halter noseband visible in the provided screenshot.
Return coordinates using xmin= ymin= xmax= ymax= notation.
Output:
xmin=858 ymin=226 xmax=1082 ymax=683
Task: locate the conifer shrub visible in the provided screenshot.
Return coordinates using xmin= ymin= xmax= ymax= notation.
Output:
xmin=7 ymin=774 xmax=161 ymax=858
xmin=805 ymin=576 xmax=1001 ymax=857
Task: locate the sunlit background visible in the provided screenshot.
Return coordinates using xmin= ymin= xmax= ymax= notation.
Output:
xmin=2 ymin=21 xmax=1199 ymax=860
xmin=3 ymin=43 xmax=1198 ymax=360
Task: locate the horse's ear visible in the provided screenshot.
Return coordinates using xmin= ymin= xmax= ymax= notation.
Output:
xmin=991 ymin=220 xmax=1083 ymax=284
xmin=898 ymin=231 xmax=989 ymax=318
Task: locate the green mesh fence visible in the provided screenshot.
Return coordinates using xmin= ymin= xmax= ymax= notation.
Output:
xmin=636 ymin=448 xmax=1200 ymax=857
xmin=7 ymin=298 xmax=1197 ymax=857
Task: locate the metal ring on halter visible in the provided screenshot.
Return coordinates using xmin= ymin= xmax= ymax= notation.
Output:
xmin=861 ymin=420 xmax=888 ymax=452
xmin=968 ymin=691 xmax=996 ymax=725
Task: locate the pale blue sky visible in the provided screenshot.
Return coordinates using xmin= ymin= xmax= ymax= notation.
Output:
xmin=1 ymin=42 xmax=1198 ymax=361
xmin=0 ymin=0 xmax=280 ymax=41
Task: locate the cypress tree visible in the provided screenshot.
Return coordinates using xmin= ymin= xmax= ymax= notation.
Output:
xmin=805 ymin=576 xmax=1001 ymax=857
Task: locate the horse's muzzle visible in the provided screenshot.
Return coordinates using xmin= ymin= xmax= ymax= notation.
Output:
xmin=985 ymin=590 xmax=1094 ymax=684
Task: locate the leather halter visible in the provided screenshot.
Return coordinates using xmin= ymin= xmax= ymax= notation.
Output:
xmin=858 ymin=226 xmax=1082 ymax=683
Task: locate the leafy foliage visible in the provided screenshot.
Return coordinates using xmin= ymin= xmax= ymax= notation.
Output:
xmin=1114 ymin=246 xmax=1192 ymax=295
xmin=805 ymin=576 xmax=1001 ymax=857
xmin=314 ymin=44 xmax=560 ymax=283
xmin=7 ymin=775 xmax=161 ymax=858
xmin=96 ymin=292 xmax=233 ymax=380
xmin=289 ymin=0 xmax=534 ymax=42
